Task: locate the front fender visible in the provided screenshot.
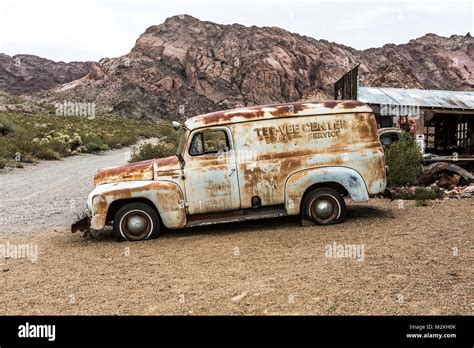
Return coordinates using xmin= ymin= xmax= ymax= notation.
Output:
xmin=88 ymin=180 xmax=186 ymax=230
xmin=285 ymin=166 xmax=369 ymax=215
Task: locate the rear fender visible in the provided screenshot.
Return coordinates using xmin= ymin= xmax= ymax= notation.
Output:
xmin=285 ymin=166 xmax=369 ymax=215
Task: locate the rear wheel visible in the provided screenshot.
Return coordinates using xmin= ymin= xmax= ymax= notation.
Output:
xmin=113 ymin=202 xmax=160 ymax=241
xmin=302 ymin=188 xmax=347 ymax=225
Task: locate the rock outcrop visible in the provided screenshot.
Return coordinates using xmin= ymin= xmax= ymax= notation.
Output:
xmin=0 ymin=54 xmax=92 ymax=94
xmin=2 ymin=15 xmax=473 ymax=119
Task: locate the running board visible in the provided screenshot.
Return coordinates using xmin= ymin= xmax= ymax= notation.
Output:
xmin=185 ymin=205 xmax=288 ymax=228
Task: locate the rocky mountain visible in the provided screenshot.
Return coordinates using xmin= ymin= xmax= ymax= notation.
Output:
xmin=0 ymin=54 xmax=92 ymax=94
xmin=360 ymin=33 xmax=474 ymax=90
xmin=2 ymin=15 xmax=473 ymax=119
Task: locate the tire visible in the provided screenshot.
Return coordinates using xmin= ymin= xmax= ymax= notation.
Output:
xmin=302 ymin=188 xmax=347 ymax=225
xmin=113 ymin=202 xmax=160 ymax=242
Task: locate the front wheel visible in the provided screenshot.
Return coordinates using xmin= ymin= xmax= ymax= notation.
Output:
xmin=302 ymin=188 xmax=347 ymax=225
xmin=113 ymin=202 xmax=160 ymax=241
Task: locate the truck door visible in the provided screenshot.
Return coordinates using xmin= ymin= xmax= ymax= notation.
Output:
xmin=183 ymin=127 xmax=241 ymax=214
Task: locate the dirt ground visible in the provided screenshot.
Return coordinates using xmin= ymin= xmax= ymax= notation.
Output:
xmin=1 ymin=198 xmax=473 ymax=315
xmin=0 ymin=147 xmax=132 ymax=235
xmin=0 ymin=150 xmax=472 ymax=315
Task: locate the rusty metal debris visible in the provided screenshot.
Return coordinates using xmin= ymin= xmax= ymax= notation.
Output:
xmin=419 ymin=162 xmax=474 ymax=186
xmin=388 ymin=183 xmax=474 ymax=200
xmin=387 ymin=161 xmax=474 ymax=200
xmin=444 ymin=184 xmax=474 ymax=199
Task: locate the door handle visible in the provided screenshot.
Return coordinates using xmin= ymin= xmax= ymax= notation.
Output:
xmin=228 ymin=168 xmax=236 ymax=177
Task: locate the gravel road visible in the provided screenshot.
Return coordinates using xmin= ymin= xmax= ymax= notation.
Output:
xmin=0 ymin=152 xmax=472 ymax=315
xmin=0 ymin=148 xmax=132 ymax=235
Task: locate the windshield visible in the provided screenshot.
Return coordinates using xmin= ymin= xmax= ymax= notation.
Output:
xmin=176 ymin=129 xmax=186 ymax=155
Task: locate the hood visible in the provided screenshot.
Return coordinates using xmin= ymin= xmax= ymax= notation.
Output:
xmin=94 ymin=159 xmax=155 ymax=186
xmin=93 ymin=156 xmax=181 ymax=186
xmin=154 ymin=155 xmax=180 ymax=175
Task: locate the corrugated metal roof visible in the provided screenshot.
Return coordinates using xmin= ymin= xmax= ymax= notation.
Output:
xmin=358 ymin=87 xmax=474 ymax=110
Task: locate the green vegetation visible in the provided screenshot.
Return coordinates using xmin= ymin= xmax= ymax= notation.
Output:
xmin=129 ymin=137 xmax=179 ymax=163
xmin=0 ymin=118 xmax=14 ymax=136
xmin=399 ymin=186 xmax=445 ymax=201
xmin=386 ymin=132 xmax=424 ymax=187
xmin=0 ymin=112 xmax=177 ymax=168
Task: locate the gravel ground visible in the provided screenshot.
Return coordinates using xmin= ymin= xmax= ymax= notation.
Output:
xmin=0 ymin=150 xmax=472 ymax=315
xmin=0 ymin=147 xmax=132 ymax=235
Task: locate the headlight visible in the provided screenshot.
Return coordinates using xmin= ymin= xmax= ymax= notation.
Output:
xmin=92 ymin=195 xmax=101 ymax=206
xmin=86 ymin=193 xmax=97 ymax=212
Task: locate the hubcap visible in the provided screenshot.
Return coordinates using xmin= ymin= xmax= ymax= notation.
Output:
xmin=309 ymin=194 xmax=340 ymax=224
xmin=315 ymin=200 xmax=334 ymax=219
xmin=120 ymin=210 xmax=153 ymax=240
xmin=126 ymin=215 xmax=147 ymax=235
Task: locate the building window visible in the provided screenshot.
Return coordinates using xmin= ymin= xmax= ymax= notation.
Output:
xmin=456 ymin=121 xmax=468 ymax=148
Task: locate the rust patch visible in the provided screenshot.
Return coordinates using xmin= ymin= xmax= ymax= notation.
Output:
xmin=322 ymin=101 xmax=339 ymax=108
xmin=341 ymin=100 xmax=366 ymax=109
xmin=156 ymin=156 xmax=179 ymax=167
xmin=199 ymin=108 xmax=266 ymax=125
xmin=192 ymin=101 xmax=338 ymax=127
xmin=94 ymin=159 xmax=154 ymax=186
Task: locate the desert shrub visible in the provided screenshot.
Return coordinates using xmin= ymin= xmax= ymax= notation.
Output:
xmin=33 ymin=146 xmax=61 ymax=160
xmin=80 ymin=133 xmax=110 ymax=152
xmin=413 ymin=186 xmax=444 ymax=201
xmin=414 ymin=186 xmax=445 ymax=206
xmin=386 ymin=132 xmax=423 ymax=187
xmin=48 ymin=139 xmax=70 ymax=156
xmin=129 ymin=142 xmax=176 ymax=162
xmin=0 ymin=138 xmax=10 ymax=158
xmin=20 ymin=153 xmax=39 ymax=164
xmin=0 ymin=118 xmax=14 ymax=136
xmin=104 ymin=133 xmax=137 ymax=149
xmin=0 ymin=113 xmax=170 ymax=165
xmin=399 ymin=186 xmax=445 ymax=200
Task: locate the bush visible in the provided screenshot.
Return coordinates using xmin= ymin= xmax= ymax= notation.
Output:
xmin=80 ymin=133 xmax=110 ymax=153
xmin=386 ymin=132 xmax=423 ymax=187
xmin=103 ymin=133 xmax=137 ymax=149
xmin=0 ymin=118 xmax=14 ymax=136
xmin=0 ymin=159 xmax=5 ymax=169
xmin=413 ymin=186 xmax=445 ymax=206
xmin=33 ymin=146 xmax=61 ymax=160
xmin=0 ymin=113 xmax=170 ymax=165
xmin=129 ymin=142 xmax=176 ymax=162
xmin=399 ymin=186 xmax=445 ymax=200
xmin=20 ymin=153 xmax=39 ymax=164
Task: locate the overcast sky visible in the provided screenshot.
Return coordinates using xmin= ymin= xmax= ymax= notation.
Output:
xmin=0 ymin=0 xmax=472 ymax=62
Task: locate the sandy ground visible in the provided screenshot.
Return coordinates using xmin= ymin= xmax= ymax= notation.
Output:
xmin=0 ymin=151 xmax=472 ymax=315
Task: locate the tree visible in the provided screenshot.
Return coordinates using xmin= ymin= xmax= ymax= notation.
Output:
xmin=386 ymin=132 xmax=423 ymax=187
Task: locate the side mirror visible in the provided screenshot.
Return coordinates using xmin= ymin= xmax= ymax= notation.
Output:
xmin=177 ymin=153 xmax=186 ymax=168
xmin=172 ymin=121 xmax=182 ymax=130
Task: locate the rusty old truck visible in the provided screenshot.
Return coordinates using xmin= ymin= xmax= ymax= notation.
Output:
xmin=72 ymin=100 xmax=387 ymax=241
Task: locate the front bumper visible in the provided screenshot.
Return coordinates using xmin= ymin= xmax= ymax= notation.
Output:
xmin=71 ymin=215 xmax=91 ymax=233
xmin=71 ymin=189 xmax=95 ymax=233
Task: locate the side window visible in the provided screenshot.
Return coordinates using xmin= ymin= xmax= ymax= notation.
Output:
xmin=189 ymin=129 xmax=230 ymax=156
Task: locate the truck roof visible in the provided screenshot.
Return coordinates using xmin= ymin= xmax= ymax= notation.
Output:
xmin=184 ymin=100 xmax=372 ymax=130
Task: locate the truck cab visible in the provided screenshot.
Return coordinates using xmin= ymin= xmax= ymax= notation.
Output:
xmin=74 ymin=101 xmax=387 ymax=241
